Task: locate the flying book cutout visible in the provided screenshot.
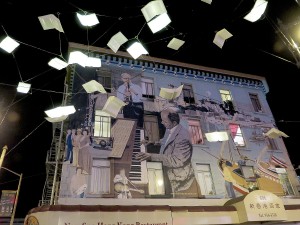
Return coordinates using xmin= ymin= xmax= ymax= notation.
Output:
xmin=159 ymin=85 xmax=183 ymax=100
xmin=38 ymin=14 xmax=64 ymax=33
xmin=102 ymin=96 xmax=126 ymax=118
xmin=264 ymin=128 xmax=289 ymax=139
xmin=45 ymin=115 xmax=68 ymax=123
xmin=82 ymin=80 xmax=107 ymax=93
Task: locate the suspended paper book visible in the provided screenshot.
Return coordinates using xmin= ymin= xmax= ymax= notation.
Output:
xmin=68 ymin=51 xmax=88 ymax=67
xmin=45 ymin=106 xmax=76 ymax=118
xmin=265 ymin=128 xmax=289 ymax=139
xmin=167 ymin=38 xmax=185 ymax=50
xmin=107 ymin=32 xmax=128 ymax=53
xmin=213 ymin=28 xmax=233 ymax=49
xmin=48 ymin=57 xmax=68 ymax=70
xmin=141 ymin=0 xmax=167 ymax=22
xmin=76 ymin=13 xmax=99 ymax=27
xmin=102 ymin=96 xmax=126 ymax=118
xmin=38 ymin=14 xmax=64 ymax=32
xmin=85 ymin=57 xmax=101 ymax=67
xmin=45 ymin=115 xmax=68 ymax=123
xmin=82 ymin=80 xmax=106 ymax=93
xmin=244 ymin=0 xmax=268 ymax=22
xmin=205 ymin=131 xmax=229 ymax=142
xmin=126 ymin=41 xmax=148 ymax=59
xmin=159 ymin=85 xmax=183 ymax=100
xmin=201 ymin=0 xmax=212 ymax=4
xmin=0 ymin=36 xmax=20 ymax=53
xmin=17 ymin=82 xmax=31 ymax=94
xmin=147 ymin=13 xmax=171 ymax=33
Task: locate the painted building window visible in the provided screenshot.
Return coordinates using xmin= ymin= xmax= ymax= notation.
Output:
xmin=97 ymin=69 xmax=112 ymax=93
xmin=267 ymin=137 xmax=278 ymax=150
xmin=94 ymin=110 xmax=111 ymax=138
xmin=90 ymin=159 xmax=110 ymax=194
xmin=146 ymin=162 xmax=165 ymax=195
xmin=182 ymin=83 xmax=195 ymax=104
xmin=144 ymin=115 xmax=160 ymax=143
xmin=229 ymin=123 xmax=245 ymax=146
xmin=249 ymin=93 xmax=263 ymax=112
xmin=278 ymin=173 xmax=294 ymax=195
xmin=188 ymin=119 xmax=203 ymax=144
xmin=195 ymin=164 xmax=215 ymax=195
xmin=220 ymin=89 xmax=235 ymax=111
xmin=141 ymin=77 xmax=155 ymax=99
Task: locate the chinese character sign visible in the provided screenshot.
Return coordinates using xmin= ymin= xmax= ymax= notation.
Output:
xmin=0 ymin=190 xmax=16 ymax=217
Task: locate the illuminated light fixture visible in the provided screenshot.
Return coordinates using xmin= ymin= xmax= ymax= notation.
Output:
xmin=76 ymin=12 xmax=99 ymax=27
xmin=201 ymin=0 xmax=212 ymax=4
xmin=126 ymin=41 xmax=148 ymax=59
xmin=167 ymin=38 xmax=185 ymax=50
xmin=48 ymin=57 xmax=68 ymax=70
xmin=85 ymin=57 xmax=101 ymax=67
xmin=17 ymin=82 xmax=31 ymax=94
xmin=38 ymin=14 xmax=64 ymax=32
xmin=0 ymin=36 xmax=20 ymax=53
xmin=45 ymin=105 xmax=76 ymax=118
xmin=147 ymin=13 xmax=171 ymax=33
xmin=205 ymin=131 xmax=229 ymax=142
xmin=141 ymin=0 xmax=171 ymax=33
xmin=244 ymin=0 xmax=268 ymax=22
xmin=264 ymin=128 xmax=289 ymax=139
xmin=68 ymin=51 xmax=101 ymax=67
xmin=82 ymin=80 xmax=106 ymax=93
xmin=107 ymin=32 xmax=128 ymax=53
xmin=213 ymin=28 xmax=233 ymax=49
xmin=68 ymin=51 xmax=87 ymax=67
xmin=45 ymin=115 xmax=68 ymax=123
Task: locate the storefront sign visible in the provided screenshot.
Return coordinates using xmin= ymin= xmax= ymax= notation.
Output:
xmin=227 ymin=190 xmax=287 ymax=223
xmin=0 ymin=190 xmax=16 ymax=217
xmin=25 ymin=210 xmax=172 ymax=225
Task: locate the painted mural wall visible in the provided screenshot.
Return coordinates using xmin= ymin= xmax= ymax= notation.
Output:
xmin=58 ymin=52 xmax=298 ymax=201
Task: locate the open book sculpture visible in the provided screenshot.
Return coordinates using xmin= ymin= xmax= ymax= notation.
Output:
xmin=159 ymin=85 xmax=183 ymax=100
xmin=102 ymin=96 xmax=126 ymax=118
xmin=82 ymin=80 xmax=107 ymax=93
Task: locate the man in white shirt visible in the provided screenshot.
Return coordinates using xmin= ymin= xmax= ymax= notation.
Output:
xmin=116 ymin=72 xmax=144 ymax=127
xmin=117 ymin=73 xmax=142 ymax=103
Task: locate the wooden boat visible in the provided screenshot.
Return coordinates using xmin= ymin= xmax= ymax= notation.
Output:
xmin=218 ymin=144 xmax=286 ymax=196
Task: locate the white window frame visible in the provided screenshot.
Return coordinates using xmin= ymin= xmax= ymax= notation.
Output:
xmin=195 ymin=163 xmax=215 ymax=195
xmin=96 ymin=69 xmax=112 ymax=93
xmin=94 ymin=110 xmax=111 ymax=138
xmin=249 ymin=93 xmax=263 ymax=112
xmin=90 ymin=159 xmax=110 ymax=194
xmin=144 ymin=115 xmax=160 ymax=143
xmin=229 ymin=123 xmax=245 ymax=147
xmin=267 ymin=137 xmax=279 ymax=150
xmin=141 ymin=77 xmax=155 ymax=99
xmin=220 ymin=89 xmax=235 ymax=111
xmin=188 ymin=119 xmax=203 ymax=144
xmin=182 ymin=83 xmax=195 ymax=104
xmin=146 ymin=162 xmax=165 ymax=195
xmin=220 ymin=89 xmax=233 ymax=102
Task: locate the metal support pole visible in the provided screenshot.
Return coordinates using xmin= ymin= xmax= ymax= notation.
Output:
xmin=50 ymin=83 xmax=68 ymax=205
xmin=50 ymin=120 xmax=64 ymax=205
xmin=0 ymin=146 xmax=23 ymax=225
xmin=9 ymin=173 xmax=22 ymax=225
xmin=0 ymin=145 xmax=7 ymax=168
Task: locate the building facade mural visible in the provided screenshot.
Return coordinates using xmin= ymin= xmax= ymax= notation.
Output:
xmin=58 ymin=46 xmax=299 ymax=201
